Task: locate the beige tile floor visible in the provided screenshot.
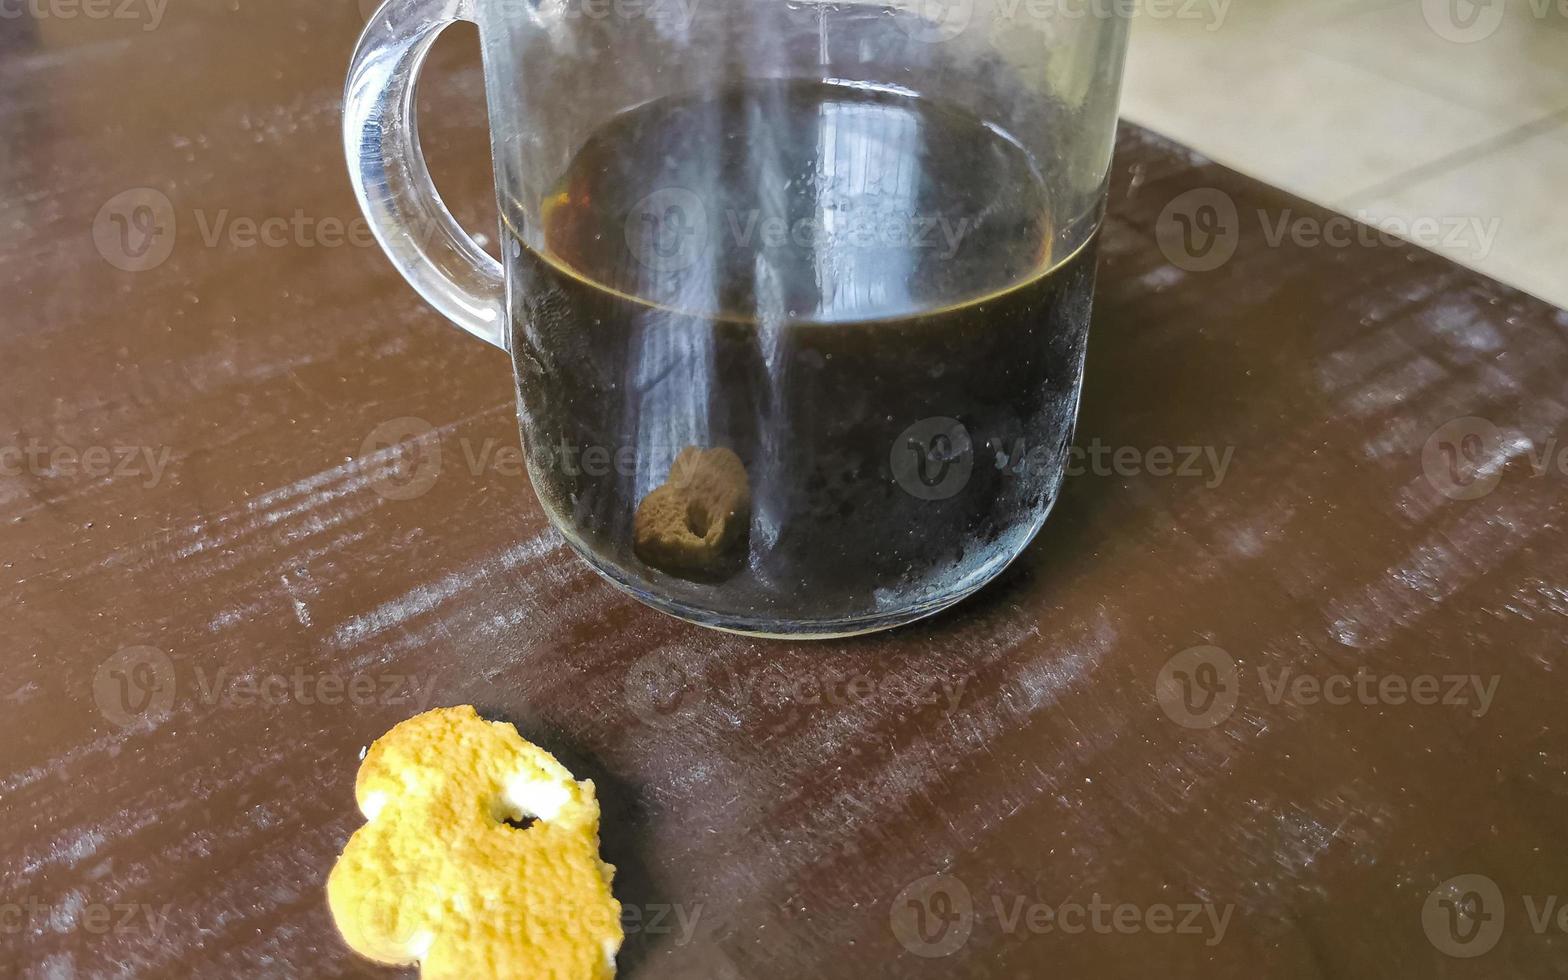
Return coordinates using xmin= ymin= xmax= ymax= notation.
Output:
xmin=1121 ymin=0 xmax=1568 ymax=308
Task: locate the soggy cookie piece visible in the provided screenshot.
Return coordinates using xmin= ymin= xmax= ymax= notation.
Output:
xmin=633 ymin=447 xmax=751 ymax=579
xmin=327 ymin=706 xmax=622 ymax=979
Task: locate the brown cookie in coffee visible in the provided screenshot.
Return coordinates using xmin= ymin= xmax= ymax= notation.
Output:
xmin=633 ymin=447 xmax=750 ymax=579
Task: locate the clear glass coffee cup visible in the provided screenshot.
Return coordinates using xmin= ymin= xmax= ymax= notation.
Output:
xmin=346 ymin=0 xmax=1129 ymax=637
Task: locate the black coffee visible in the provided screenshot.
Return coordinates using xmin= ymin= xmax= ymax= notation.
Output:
xmin=508 ymin=79 xmax=1097 ymax=633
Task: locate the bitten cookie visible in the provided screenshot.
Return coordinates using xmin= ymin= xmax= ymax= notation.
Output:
xmin=326 ymin=706 xmax=622 ymax=979
xmin=633 ymin=446 xmax=750 ymax=578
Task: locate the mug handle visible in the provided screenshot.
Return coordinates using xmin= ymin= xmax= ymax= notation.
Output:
xmin=344 ymin=0 xmax=506 ymax=350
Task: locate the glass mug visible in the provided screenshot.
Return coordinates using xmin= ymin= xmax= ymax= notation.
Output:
xmin=345 ymin=0 xmax=1128 ymax=637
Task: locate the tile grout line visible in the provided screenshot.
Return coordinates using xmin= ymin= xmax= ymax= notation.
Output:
xmin=1296 ymin=2 xmax=1568 ymax=145
xmin=1340 ymin=105 xmax=1568 ymax=208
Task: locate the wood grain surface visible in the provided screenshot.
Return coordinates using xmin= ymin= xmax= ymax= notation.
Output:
xmin=4 ymin=4 xmax=1568 ymax=978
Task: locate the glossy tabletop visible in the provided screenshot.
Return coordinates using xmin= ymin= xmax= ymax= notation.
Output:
xmin=3 ymin=3 xmax=1567 ymax=978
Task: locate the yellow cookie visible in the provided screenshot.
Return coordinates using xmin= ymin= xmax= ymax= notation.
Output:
xmin=327 ymin=706 xmax=622 ymax=978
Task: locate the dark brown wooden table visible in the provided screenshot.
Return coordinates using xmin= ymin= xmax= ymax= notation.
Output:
xmin=5 ymin=4 xmax=1568 ymax=978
